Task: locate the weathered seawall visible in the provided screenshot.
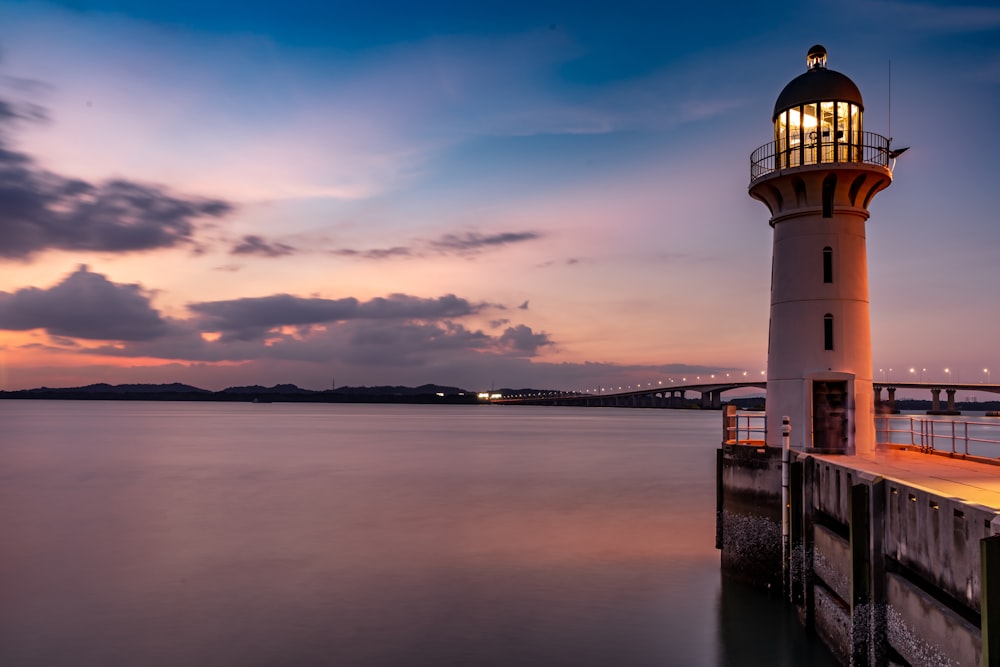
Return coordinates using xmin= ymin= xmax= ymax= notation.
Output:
xmin=718 ymin=439 xmax=1000 ymax=666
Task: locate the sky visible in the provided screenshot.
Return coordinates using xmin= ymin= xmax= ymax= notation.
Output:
xmin=0 ymin=0 xmax=998 ymax=392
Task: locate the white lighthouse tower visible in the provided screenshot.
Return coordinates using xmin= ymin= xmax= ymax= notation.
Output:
xmin=749 ymin=46 xmax=894 ymax=454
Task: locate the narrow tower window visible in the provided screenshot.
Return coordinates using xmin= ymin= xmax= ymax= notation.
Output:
xmin=823 ymin=247 xmax=833 ymax=283
xmin=821 ymin=173 xmax=836 ymax=218
xmin=824 ymin=314 xmax=834 ymax=350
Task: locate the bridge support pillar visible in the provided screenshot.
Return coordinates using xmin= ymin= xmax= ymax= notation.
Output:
xmin=946 ymin=388 xmax=957 ymax=413
xmin=701 ymin=390 xmax=722 ymax=410
xmin=874 ymin=386 xmax=882 ymax=405
xmin=931 ymin=388 xmax=941 ymax=412
xmin=886 ymin=387 xmax=896 ymax=413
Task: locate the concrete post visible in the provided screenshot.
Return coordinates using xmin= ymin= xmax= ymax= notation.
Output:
xmin=984 ymin=535 xmax=1000 ymax=667
xmin=946 ymin=388 xmax=957 ymax=413
xmin=850 ymin=483 xmax=872 ymax=667
xmin=802 ymin=456 xmax=816 ymax=631
xmin=886 ymin=387 xmax=896 ymax=413
xmin=790 ymin=459 xmax=804 ymax=606
xmin=868 ymin=477 xmax=887 ymax=667
xmin=931 ymin=387 xmax=941 ymax=412
xmin=874 ymin=386 xmax=882 ymax=404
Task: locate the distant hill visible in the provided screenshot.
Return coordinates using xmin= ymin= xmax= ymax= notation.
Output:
xmin=7 ymin=382 xmax=212 ymax=398
xmin=92 ymin=382 xmax=211 ymax=394
xmin=220 ymin=383 xmax=317 ymax=395
xmin=0 ymin=382 xmax=481 ymax=404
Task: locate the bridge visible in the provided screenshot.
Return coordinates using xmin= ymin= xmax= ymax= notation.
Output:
xmin=874 ymin=381 xmax=1000 ymax=414
xmin=493 ymin=380 xmax=766 ymax=409
xmin=493 ymin=380 xmax=1000 ymax=411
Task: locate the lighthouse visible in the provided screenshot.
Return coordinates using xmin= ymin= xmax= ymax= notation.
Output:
xmin=749 ymin=46 xmax=893 ymax=454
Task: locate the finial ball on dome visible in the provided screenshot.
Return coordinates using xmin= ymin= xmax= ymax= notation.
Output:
xmin=807 ymin=45 xmax=827 ymax=70
xmin=772 ymin=45 xmax=862 ymax=119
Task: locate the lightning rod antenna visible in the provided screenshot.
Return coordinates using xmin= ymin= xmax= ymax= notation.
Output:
xmin=887 ymin=59 xmax=892 ymax=144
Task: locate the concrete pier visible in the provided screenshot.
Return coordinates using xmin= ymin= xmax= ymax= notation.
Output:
xmin=719 ymin=429 xmax=1000 ymax=666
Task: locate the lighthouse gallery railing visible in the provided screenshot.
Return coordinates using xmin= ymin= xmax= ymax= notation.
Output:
xmin=750 ymin=131 xmax=890 ymax=182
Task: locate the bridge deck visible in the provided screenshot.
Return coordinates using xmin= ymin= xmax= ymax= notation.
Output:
xmin=812 ymin=449 xmax=1000 ymax=510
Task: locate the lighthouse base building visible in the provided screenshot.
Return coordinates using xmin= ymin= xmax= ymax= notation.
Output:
xmin=753 ymin=162 xmax=890 ymax=455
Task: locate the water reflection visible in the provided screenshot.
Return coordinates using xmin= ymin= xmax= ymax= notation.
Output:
xmin=0 ymin=402 xmax=835 ymax=666
xmin=717 ymin=578 xmax=837 ymax=666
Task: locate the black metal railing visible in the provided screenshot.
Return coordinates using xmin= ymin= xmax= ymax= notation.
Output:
xmin=750 ymin=131 xmax=890 ymax=182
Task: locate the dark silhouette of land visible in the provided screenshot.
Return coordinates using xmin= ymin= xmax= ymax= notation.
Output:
xmin=4 ymin=385 xmax=998 ymax=412
xmin=0 ymin=382 xmax=482 ymax=404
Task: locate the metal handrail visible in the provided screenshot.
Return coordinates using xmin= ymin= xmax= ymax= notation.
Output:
xmin=750 ymin=131 xmax=890 ymax=182
xmin=875 ymin=415 xmax=1000 ymax=462
xmin=725 ymin=412 xmax=767 ymax=445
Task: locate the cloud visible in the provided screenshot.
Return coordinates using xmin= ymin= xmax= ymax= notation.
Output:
xmin=0 ymin=165 xmax=233 ymax=259
xmin=189 ymin=294 xmax=360 ymax=340
xmin=0 ymin=74 xmax=53 ymax=96
xmin=86 ymin=315 xmax=542 ymax=367
xmin=358 ymin=294 xmax=479 ymax=319
xmin=0 ymin=93 xmax=233 ymax=260
xmin=331 ymin=246 xmax=414 ymax=260
xmin=498 ymin=324 xmax=553 ymax=356
xmin=0 ymin=98 xmax=47 ymax=124
xmin=188 ymin=292 xmax=484 ymax=341
xmin=0 ymin=265 xmax=168 ymax=340
xmin=230 ymin=235 xmax=297 ymax=257
xmin=518 ymin=300 xmax=529 ymax=310
xmin=430 ymin=230 xmax=542 ymax=254
xmin=340 ymin=320 xmax=493 ymax=366
xmin=328 ymin=230 xmax=541 ymax=261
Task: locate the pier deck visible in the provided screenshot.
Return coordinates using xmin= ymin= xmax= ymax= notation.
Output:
xmin=813 ymin=448 xmax=1000 ymax=510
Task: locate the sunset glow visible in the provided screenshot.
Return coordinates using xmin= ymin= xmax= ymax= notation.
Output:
xmin=1 ymin=1 xmax=998 ymax=391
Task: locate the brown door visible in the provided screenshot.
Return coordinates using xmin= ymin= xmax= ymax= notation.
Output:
xmin=812 ymin=381 xmax=849 ymax=451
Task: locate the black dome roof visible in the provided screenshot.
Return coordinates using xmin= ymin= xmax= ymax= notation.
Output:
xmin=772 ymin=51 xmax=863 ymax=120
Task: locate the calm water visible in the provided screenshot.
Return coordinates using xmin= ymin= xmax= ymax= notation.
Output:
xmin=0 ymin=401 xmax=836 ymax=666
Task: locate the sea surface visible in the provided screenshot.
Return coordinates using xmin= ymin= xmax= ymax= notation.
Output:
xmin=0 ymin=401 xmax=837 ymax=666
